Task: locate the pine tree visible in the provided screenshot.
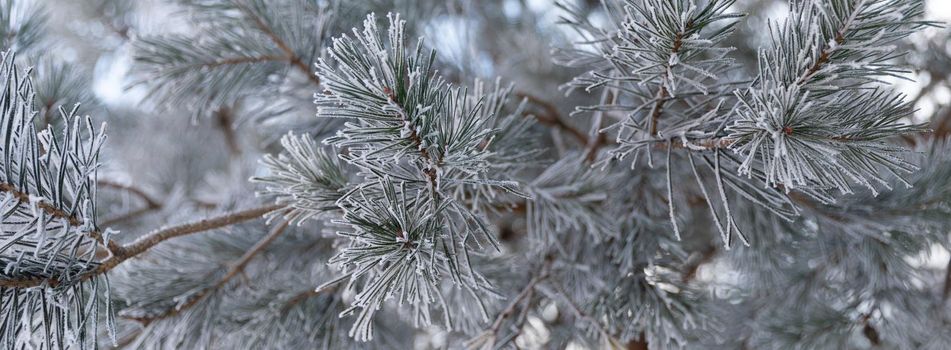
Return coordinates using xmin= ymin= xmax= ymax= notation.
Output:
xmin=0 ymin=0 xmax=949 ymax=349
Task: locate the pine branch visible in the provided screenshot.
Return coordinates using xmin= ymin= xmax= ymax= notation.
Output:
xmin=584 ymin=89 xmax=614 ymax=162
xmin=316 ymin=17 xmax=530 ymax=267
xmin=553 ymin=285 xmax=615 ymax=340
xmin=281 ymin=284 xmax=339 ymax=313
xmin=564 ymin=0 xmax=742 ymax=170
xmin=0 ymin=204 xmax=285 ymax=288
xmin=97 ymin=179 xmax=161 ymax=210
xmin=113 ymin=203 xmax=285 ymax=261
xmin=99 ymin=183 xmax=225 ymax=226
xmin=648 ymin=24 xmax=690 ymax=137
xmin=195 ymin=54 xmax=287 ymax=69
xmin=655 ymin=137 xmax=735 ymax=151
xmin=0 ymin=182 xmax=118 ymax=251
xmin=859 ymin=313 xmax=881 ymax=346
xmin=795 ymin=4 xmax=856 ymax=86
xmin=99 ymin=179 xmax=220 ymax=226
xmin=488 ymin=270 xmax=546 ymax=333
xmin=252 ymin=132 xmax=347 ymax=224
xmin=515 ymin=92 xmax=588 ymax=145
xmin=101 ymin=206 xmax=159 ymax=228
xmin=214 ymin=105 xmax=242 ymax=156
xmin=383 ymin=87 xmax=441 ymax=187
xmin=470 ymin=257 xmax=552 ymax=347
xmin=125 ymin=220 xmax=291 ymax=325
xmin=652 ymin=134 xmax=872 ymax=152
xmin=130 ymin=0 xmax=328 ymax=123
xmin=235 ymin=2 xmax=319 ymax=86
xmin=728 ymin=0 xmax=929 ymax=195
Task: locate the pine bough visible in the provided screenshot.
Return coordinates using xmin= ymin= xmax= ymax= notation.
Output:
xmin=0 ymin=0 xmax=945 ymax=348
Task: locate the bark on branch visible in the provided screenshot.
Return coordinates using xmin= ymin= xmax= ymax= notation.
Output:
xmin=125 ymin=220 xmax=291 ymax=325
xmin=0 ymin=203 xmax=285 ymax=288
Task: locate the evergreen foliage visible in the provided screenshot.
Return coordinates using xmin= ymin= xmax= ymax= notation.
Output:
xmin=0 ymin=51 xmax=112 ymax=349
xmin=0 ymin=0 xmax=948 ymax=349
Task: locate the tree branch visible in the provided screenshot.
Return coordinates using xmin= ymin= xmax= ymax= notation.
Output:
xmin=384 ymin=87 xmax=442 ymax=190
xmin=859 ymin=313 xmax=881 ymax=346
xmin=481 ymin=257 xmax=552 ymax=342
xmin=101 ymin=206 xmax=159 ymax=228
xmin=0 ymin=203 xmax=285 ymax=288
xmin=97 ymin=179 xmax=161 ymax=209
xmin=98 ymin=179 xmax=162 ymax=226
xmin=0 ymin=182 xmax=88 ymax=227
xmin=553 ymin=285 xmax=613 ymax=339
xmin=584 ymin=88 xmax=615 ymax=162
xmin=236 ymin=3 xmax=320 ymax=87
xmin=114 ymin=203 xmax=284 ymax=261
xmin=98 ymin=179 xmax=223 ymax=226
xmin=281 ymin=284 xmax=339 ymax=313
xmin=654 ymin=137 xmax=735 ymax=151
xmin=515 ymin=92 xmax=589 ymax=145
xmin=795 ymin=2 xmax=861 ymax=86
xmin=214 ymin=105 xmax=241 ymax=156
xmin=0 ymin=182 xmax=118 ymax=251
xmin=196 ymin=55 xmax=287 ymax=70
xmin=648 ymin=23 xmax=690 ymax=137
xmin=125 ymin=220 xmax=291 ymax=325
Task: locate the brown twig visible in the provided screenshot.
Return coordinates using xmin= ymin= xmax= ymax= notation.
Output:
xmin=281 ymin=289 xmax=322 ymax=312
xmin=214 ymin=106 xmax=242 ymax=156
xmin=583 ymin=88 xmax=615 ymax=162
xmin=0 ymin=182 xmax=87 ymax=227
xmin=98 ymin=180 xmax=222 ymax=226
xmin=648 ymin=25 xmax=690 ymax=137
xmin=125 ymin=220 xmax=291 ymax=325
xmin=795 ymin=1 xmax=861 ymax=86
xmin=553 ymin=286 xmax=613 ymax=339
xmin=648 ymin=84 xmax=671 ymax=137
xmin=0 ymin=182 xmax=118 ymax=251
xmin=192 ymin=55 xmax=287 ymax=70
xmin=626 ymin=334 xmax=649 ymax=350
xmin=383 ymin=87 xmax=442 ymax=189
xmin=236 ymin=4 xmax=320 ymax=87
xmin=280 ymin=284 xmax=340 ymax=313
xmin=484 ymin=257 xmax=553 ymax=339
xmin=515 ymin=92 xmax=589 ymax=145
xmin=859 ymin=313 xmax=881 ymax=346
xmin=798 ymin=32 xmax=845 ymax=86
xmin=97 ymin=180 xmax=161 ymax=210
xmin=101 ymin=206 xmax=159 ymax=228
xmin=0 ymin=203 xmax=285 ymax=289
xmin=114 ymin=204 xmax=284 ymax=262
